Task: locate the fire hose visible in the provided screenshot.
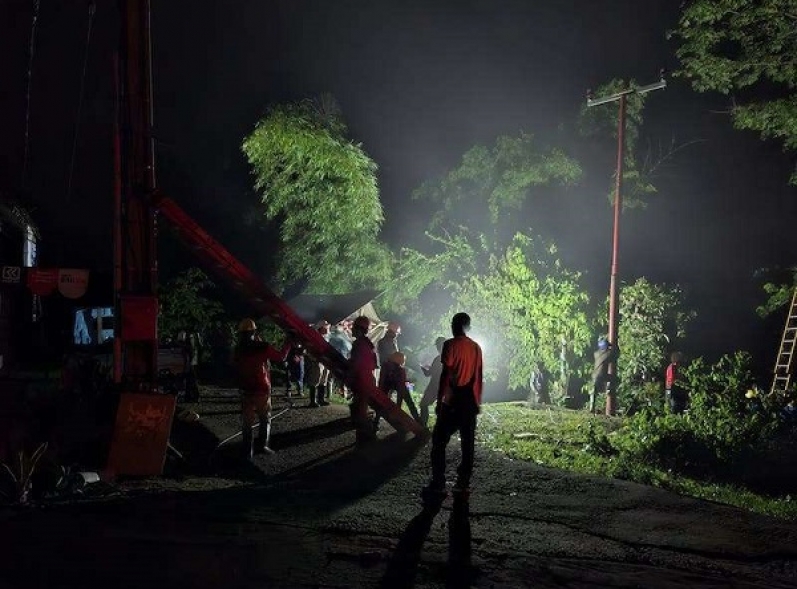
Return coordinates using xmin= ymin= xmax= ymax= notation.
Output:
xmin=210 ymin=403 xmax=292 ymax=457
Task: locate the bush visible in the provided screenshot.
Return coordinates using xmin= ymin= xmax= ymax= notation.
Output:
xmin=604 ymin=351 xmax=796 ymax=493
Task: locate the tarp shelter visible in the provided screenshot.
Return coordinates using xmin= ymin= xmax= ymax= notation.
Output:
xmin=287 ymin=290 xmax=382 ymax=324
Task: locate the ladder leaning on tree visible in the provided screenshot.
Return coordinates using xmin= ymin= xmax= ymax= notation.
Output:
xmin=771 ymin=288 xmax=797 ymax=395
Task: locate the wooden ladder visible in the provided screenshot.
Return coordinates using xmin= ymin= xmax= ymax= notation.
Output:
xmin=771 ymin=288 xmax=797 ymax=395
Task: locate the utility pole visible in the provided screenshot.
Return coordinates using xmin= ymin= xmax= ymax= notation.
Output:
xmin=587 ymin=72 xmax=666 ymax=415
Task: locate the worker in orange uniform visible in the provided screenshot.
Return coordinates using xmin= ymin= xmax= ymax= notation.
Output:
xmin=347 ymin=315 xmax=378 ymax=446
xmin=422 ymin=312 xmax=483 ymax=503
xmin=234 ymin=318 xmax=291 ymax=459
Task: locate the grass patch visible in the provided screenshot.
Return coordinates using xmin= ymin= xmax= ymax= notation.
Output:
xmin=478 ymin=402 xmax=797 ymax=520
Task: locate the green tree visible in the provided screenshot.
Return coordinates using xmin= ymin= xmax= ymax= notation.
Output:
xmin=756 ymin=267 xmax=797 ymax=317
xmin=242 ymin=96 xmax=392 ymax=294
xmin=449 ymin=233 xmax=592 ymax=391
xmin=414 ymin=132 xmax=581 ymax=237
xmin=158 ymin=268 xmax=225 ymax=341
xmin=671 ymin=0 xmax=797 ymax=183
xmin=580 ymin=78 xmax=662 ymax=209
xmin=385 ymin=133 xmax=587 ymax=391
xmin=614 ymin=278 xmax=695 ymax=389
xmin=389 ymin=132 xmax=582 ymax=313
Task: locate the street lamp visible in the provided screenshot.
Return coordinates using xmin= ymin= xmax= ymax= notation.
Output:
xmin=586 ymin=72 xmax=666 ymax=415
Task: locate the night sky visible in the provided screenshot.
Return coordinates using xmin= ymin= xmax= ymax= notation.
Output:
xmin=2 ymin=0 xmax=796 ymax=373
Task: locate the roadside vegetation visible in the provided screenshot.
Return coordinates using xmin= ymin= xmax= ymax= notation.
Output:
xmin=478 ymin=352 xmax=797 ymax=520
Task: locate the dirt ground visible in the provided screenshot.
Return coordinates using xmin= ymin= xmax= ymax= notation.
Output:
xmin=3 ymin=386 xmax=797 ymax=589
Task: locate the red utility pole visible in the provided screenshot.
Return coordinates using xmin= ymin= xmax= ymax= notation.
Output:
xmin=605 ymin=93 xmax=626 ymax=416
xmin=115 ymin=0 xmax=158 ymax=389
xmin=107 ymin=0 xmax=174 ymax=477
xmin=587 ymin=74 xmax=665 ymax=415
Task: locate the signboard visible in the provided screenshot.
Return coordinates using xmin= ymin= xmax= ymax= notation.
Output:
xmin=1 ymin=266 xmax=20 ymax=284
xmin=58 ymin=269 xmax=89 ymax=299
xmin=26 ymin=268 xmax=59 ymax=295
xmin=106 ymin=393 xmax=176 ymax=476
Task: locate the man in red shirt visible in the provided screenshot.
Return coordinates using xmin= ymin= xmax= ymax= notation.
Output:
xmin=665 ymin=351 xmax=687 ymax=414
xmin=423 ymin=312 xmax=483 ymax=503
xmin=234 ymin=318 xmax=292 ymax=459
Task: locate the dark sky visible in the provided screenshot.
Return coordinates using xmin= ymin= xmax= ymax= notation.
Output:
xmin=2 ymin=0 xmax=796 ymax=370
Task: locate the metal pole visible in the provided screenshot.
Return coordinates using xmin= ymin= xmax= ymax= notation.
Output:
xmin=112 ymin=53 xmax=123 ymax=384
xmin=605 ymin=94 xmax=626 ymax=416
xmin=586 ymin=73 xmax=665 ymax=416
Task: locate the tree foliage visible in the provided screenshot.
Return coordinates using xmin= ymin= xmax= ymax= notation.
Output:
xmin=615 ymin=278 xmax=695 ymax=388
xmin=391 ymin=132 xmax=582 ymax=312
xmin=242 ymin=96 xmax=392 ymax=294
xmin=159 ymin=268 xmax=225 ymax=341
xmin=386 ymin=133 xmax=590 ymax=392
xmin=413 ymin=132 xmax=581 ymax=238
xmin=580 ymin=78 xmax=661 ymax=209
xmin=671 ymin=0 xmax=797 ymax=183
xmin=449 ymin=234 xmax=592 ymax=389
xmin=756 ymin=267 xmax=797 ymax=317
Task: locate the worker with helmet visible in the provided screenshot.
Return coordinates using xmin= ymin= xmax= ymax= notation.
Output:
xmin=234 ymin=318 xmax=292 ymax=459
xmin=419 ymin=336 xmax=447 ymax=427
xmin=373 ymin=351 xmax=421 ymax=431
xmin=347 ymin=315 xmax=378 ymax=445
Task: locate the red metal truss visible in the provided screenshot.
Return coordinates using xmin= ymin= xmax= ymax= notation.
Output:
xmin=153 ymin=193 xmax=426 ymax=438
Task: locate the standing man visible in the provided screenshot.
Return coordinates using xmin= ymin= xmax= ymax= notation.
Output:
xmin=306 ymin=320 xmax=332 ymax=407
xmin=373 ymin=351 xmax=421 ymax=431
xmin=590 ymin=337 xmax=617 ymax=413
xmin=347 ymin=315 xmax=378 ymax=446
xmin=285 ymin=342 xmax=305 ymax=401
xmin=665 ymin=351 xmax=687 ymax=414
xmin=422 ymin=312 xmax=483 ymax=503
xmin=419 ymin=336 xmax=446 ymax=427
xmin=377 ymin=321 xmax=401 ymax=368
xmin=234 ymin=318 xmax=291 ymax=459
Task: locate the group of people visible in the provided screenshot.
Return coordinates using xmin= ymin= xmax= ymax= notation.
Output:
xmin=233 ymin=312 xmax=485 ymax=502
xmin=591 ymin=337 xmax=688 ymax=414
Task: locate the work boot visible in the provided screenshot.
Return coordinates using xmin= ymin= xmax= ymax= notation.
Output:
xmin=308 ymin=387 xmax=319 ymax=407
xmin=318 ymin=385 xmax=330 ymax=406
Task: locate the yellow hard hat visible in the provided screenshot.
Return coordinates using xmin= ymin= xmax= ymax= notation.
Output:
xmin=238 ymin=318 xmax=257 ymax=332
xmin=745 ymin=389 xmax=758 ymax=399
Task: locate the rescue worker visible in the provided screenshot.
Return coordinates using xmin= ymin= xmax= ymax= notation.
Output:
xmin=178 ymin=330 xmax=201 ymax=402
xmin=665 ymin=351 xmax=687 ymax=414
xmin=234 ymin=318 xmax=291 ymax=459
xmin=347 ymin=315 xmax=378 ymax=445
xmin=285 ymin=342 xmax=305 ymax=401
xmin=377 ymin=321 xmax=401 ymax=368
xmin=306 ymin=320 xmax=332 ymax=407
xmin=422 ymin=312 xmax=483 ymax=503
xmin=419 ymin=336 xmax=446 ymax=427
xmin=328 ymin=324 xmax=353 ymax=398
xmin=590 ymin=337 xmax=617 ymax=413
xmin=373 ymin=351 xmax=421 ymax=431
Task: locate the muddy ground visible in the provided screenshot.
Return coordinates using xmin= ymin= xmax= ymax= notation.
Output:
xmin=3 ymin=386 xmax=797 ymax=589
